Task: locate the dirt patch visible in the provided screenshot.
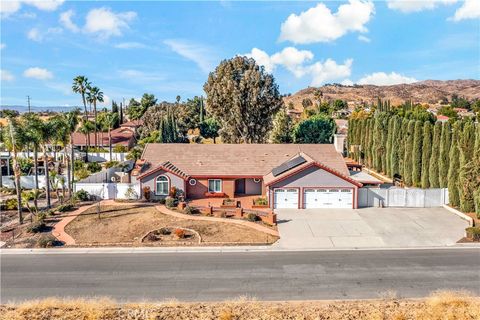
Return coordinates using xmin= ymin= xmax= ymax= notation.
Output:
xmin=64 ymin=204 xmax=278 ymax=246
xmin=1 ymin=291 xmax=479 ymax=320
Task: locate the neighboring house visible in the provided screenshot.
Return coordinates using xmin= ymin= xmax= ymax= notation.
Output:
xmin=437 ymin=115 xmax=450 ymax=122
xmin=333 ymin=119 xmax=348 ymax=155
xmin=135 ymin=144 xmax=364 ymax=209
xmin=72 ymin=126 xmax=136 ymax=150
xmin=120 ymin=119 xmax=143 ymax=135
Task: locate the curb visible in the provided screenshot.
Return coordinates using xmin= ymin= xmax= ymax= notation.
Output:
xmin=443 ymin=205 xmax=474 ymax=227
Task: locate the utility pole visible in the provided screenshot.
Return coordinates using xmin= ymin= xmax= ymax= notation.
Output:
xmin=27 ymin=95 xmax=31 ymax=113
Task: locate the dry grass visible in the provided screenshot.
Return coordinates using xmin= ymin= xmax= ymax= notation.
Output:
xmin=1 ymin=291 xmax=479 ymax=320
xmin=64 ymin=204 xmax=278 ymax=246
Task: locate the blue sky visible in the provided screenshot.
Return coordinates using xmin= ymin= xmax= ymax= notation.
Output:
xmin=1 ymin=0 xmax=479 ymax=107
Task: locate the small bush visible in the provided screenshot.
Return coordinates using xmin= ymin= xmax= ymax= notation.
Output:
xmin=157 ymin=198 xmax=166 ymax=205
xmin=37 ymin=235 xmax=56 ymax=248
xmin=57 ymin=203 xmax=74 ymax=212
xmin=143 ymin=186 xmax=151 ymax=201
xmin=5 ymin=198 xmax=18 ymax=210
xmin=169 ymin=186 xmax=177 ymax=198
xmin=74 ymin=189 xmax=90 ymax=201
xmin=27 ymin=221 xmax=46 ymax=233
xmin=86 ymin=162 xmax=102 ymax=173
xmin=160 ymin=228 xmax=171 ymax=235
xmin=146 ymin=233 xmax=157 ymax=241
xmin=74 ymin=160 xmax=85 ymax=171
xmin=466 ymin=227 xmax=480 ymax=241
xmin=183 ymin=206 xmax=198 ymax=215
xmin=174 ymin=228 xmax=186 ymax=239
xmin=124 ymin=187 xmax=138 ymax=200
xmin=254 ymin=197 xmax=268 ymax=206
xmin=105 ymin=161 xmax=119 ymax=169
xmin=113 ymin=145 xmax=128 ymax=153
xmin=36 ymin=212 xmax=47 ymax=222
xmin=246 ymin=213 xmax=258 ymax=222
xmin=165 ymin=197 xmax=177 ymax=208
xmin=75 ymin=167 xmax=90 ymax=180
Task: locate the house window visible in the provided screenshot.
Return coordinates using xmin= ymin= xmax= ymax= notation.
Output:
xmin=208 ymin=179 xmax=222 ymax=193
xmin=155 ymin=176 xmax=170 ymax=195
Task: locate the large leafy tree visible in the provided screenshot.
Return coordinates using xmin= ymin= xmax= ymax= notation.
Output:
xmin=199 ymin=118 xmax=220 ymax=144
xmin=204 ymin=56 xmax=283 ymax=143
xmin=72 ymin=76 xmax=91 ymax=119
xmin=127 ymin=94 xmax=157 ymax=120
xmin=292 ymin=114 xmax=336 ymax=144
xmin=270 ymin=108 xmax=293 ymax=143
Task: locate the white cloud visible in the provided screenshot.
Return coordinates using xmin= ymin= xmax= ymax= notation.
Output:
xmin=245 ymin=47 xmax=352 ymax=86
xmin=27 ymin=27 xmax=62 ymax=42
xmin=1 ymin=0 xmax=64 ymax=18
xmin=84 ymin=7 xmax=137 ymax=39
xmin=357 ymin=72 xmax=417 ymax=85
xmin=114 ymin=42 xmax=146 ymax=49
xmin=387 ymin=0 xmax=457 ymax=13
xmin=117 ymin=69 xmax=165 ymax=82
xmin=59 ymin=9 xmax=80 ymax=32
xmin=164 ymin=39 xmax=216 ymax=73
xmin=451 ymin=0 xmax=480 ymax=21
xmin=0 ymin=43 xmax=5 ymax=50
xmin=23 ymin=67 xmax=53 ymax=80
xmin=1 ymin=70 xmax=15 ymax=82
xmin=358 ymin=35 xmax=371 ymax=42
xmin=279 ymin=0 xmax=375 ymax=44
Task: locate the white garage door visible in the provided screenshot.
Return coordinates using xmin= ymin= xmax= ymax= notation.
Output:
xmin=274 ymin=189 xmax=299 ymax=209
xmin=304 ymin=188 xmax=353 ymax=209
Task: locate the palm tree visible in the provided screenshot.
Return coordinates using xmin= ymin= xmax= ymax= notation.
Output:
xmin=102 ymin=112 xmax=119 ymax=161
xmin=72 ymin=76 xmax=91 ymax=120
xmin=62 ymin=109 xmax=80 ymax=198
xmin=22 ymin=113 xmax=43 ymax=212
xmin=78 ymin=119 xmax=94 ymax=162
xmin=39 ymin=119 xmax=57 ymax=209
xmin=4 ymin=117 xmax=27 ymax=224
xmin=86 ymin=86 xmax=104 ymax=149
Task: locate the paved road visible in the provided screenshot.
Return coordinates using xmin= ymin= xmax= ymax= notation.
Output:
xmin=2 ymin=249 xmax=479 ymax=302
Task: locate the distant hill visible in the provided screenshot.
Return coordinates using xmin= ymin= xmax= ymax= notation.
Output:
xmin=283 ymin=79 xmax=480 ymax=111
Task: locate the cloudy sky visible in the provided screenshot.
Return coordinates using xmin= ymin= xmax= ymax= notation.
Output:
xmin=0 ymin=0 xmax=479 ymax=107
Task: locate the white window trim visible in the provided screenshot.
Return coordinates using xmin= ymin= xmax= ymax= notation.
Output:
xmin=155 ymin=175 xmax=170 ymax=196
xmin=208 ymin=179 xmax=222 ymax=193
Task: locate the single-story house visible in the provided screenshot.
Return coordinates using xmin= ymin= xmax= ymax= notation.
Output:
xmin=135 ymin=144 xmax=364 ymax=209
xmin=72 ymin=126 xmax=136 ymax=150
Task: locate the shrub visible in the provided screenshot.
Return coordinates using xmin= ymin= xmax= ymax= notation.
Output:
xmin=143 ymin=186 xmax=151 ymax=201
xmin=160 ymin=228 xmax=171 ymax=235
xmin=113 ymin=145 xmax=128 ymax=153
xmin=124 ymin=187 xmax=138 ymax=200
xmin=37 ymin=235 xmax=56 ymax=248
xmin=174 ymin=228 xmax=186 ymax=239
xmin=254 ymin=197 xmax=268 ymax=206
xmin=74 ymin=189 xmax=90 ymax=201
xmin=27 ymin=221 xmax=46 ymax=233
xmin=169 ymin=186 xmax=177 ymax=198
xmin=146 ymin=233 xmax=157 ymax=241
xmin=246 ymin=213 xmax=258 ymax=222
xmin=57 ymin=203 xmax=74 ymax=212
xmin=86 ymin=162 xmax=102 ymax=173
xmin=18 ymin=157 xmax=33 ymax=174
xmin=466 ymin=227 xmax=480 ymax=241
xmin=157 ymin=198 xmax=166 ymax=205
xmin=75 ymin=167 xmax=90 ymax=180
xmin=183 ymin=206 xmax=198 ymax=215
xmin=105 ymin=161 xmax=119 ymax=169
xmin=5 ymin=198 xmax=18 ymax=210
xmin=165 ymin=197 xmax=177 ymax=208
xmin=74 ymin=160 xmax=84 ymax=171
xmin=36 ymin=212 xmax=47 ymax=222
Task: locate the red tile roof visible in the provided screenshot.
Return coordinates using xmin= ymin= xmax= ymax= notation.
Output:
xmin=72 ymin=127 xmax=135 ymax=147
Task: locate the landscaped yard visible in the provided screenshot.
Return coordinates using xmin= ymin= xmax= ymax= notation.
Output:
xmin=65 ymin=204 xmax=278 ymax=246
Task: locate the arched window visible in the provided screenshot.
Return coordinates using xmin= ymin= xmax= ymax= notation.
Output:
xmin=155 ymin=176 xmax=169 ymax=195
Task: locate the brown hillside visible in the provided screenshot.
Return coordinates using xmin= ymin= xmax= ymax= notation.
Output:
xmin=283 ymin=79 xmax=480 ymax=111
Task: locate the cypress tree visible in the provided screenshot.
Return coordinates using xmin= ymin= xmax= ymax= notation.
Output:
xmin=380 ymin=114 xmax=389 ymax=174
xmin=421 ymin=122 xmax=432 ymax=188
xmin=458 ymin=120 xmax=476 ymax=212
xmin=398 ymin=118 xmax=409 ymax=181
xmin=373 ymin=116 xmax=382 ymax=171
xmin=448 ymin=121 xmax=461 ymax=207
xmin=158 ymin=117 xmax=165 ymax=143
xmin=429 ymin=122 xmax=442 ymax=188
xmin=412 ymin=121 xmax=423 ymax=187
xmin=390 ymin=116 xmax=402 ymax=177
xmin=438 ymin=121 xmax=451 ymax=188
xmin=403 ymin=120 xmax=416 ymax=186
xmin=385 ymin=117 xmax=395 ymax=177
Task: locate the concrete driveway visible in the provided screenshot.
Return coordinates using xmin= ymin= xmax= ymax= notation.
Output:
xmin=274 ymin=207 xmax=469 ymax=249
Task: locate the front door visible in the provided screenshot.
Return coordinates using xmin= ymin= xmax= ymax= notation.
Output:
xmin=235 ymin=178 xmax=245 ymax=194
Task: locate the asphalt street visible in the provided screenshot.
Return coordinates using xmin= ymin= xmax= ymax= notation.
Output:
xmin=1 ymin=248 xmax=479 ymax=302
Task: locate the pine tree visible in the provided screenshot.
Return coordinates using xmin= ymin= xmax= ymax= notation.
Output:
xmin=458 ymin=120 xmax=476 ymax=212
xmin=403 ymin=120 xmax=416 ymax=186
xmin=448 ymin=121 xmax=461 ymax=207
xmin=412 ymin=121 xmax=423 ymax=187
xmin=438 ymin=121 xmax=451 ymax=188
xmin=421 ymin=122 xmax=432 ymax=188
xmin=429 ymin=122 xmax=442 ymax=188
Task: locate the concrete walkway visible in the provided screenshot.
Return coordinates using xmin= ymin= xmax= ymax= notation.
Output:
xmin=275 ymin=207 xmax=469 ymax=249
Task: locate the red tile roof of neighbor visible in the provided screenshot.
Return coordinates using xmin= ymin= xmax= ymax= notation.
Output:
xmin=139 ymin=143 xmax=350 ymax=178
xmin=121 ymin=119 xmax=143 ymax=128
xmin=72 ymin=127 xmax=135 ymax=147
xmin=437 ymin=115 xmax=450 ymax=121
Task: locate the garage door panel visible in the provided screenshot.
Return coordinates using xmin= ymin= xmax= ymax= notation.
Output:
xmin=304 ymin=188 xmax=353 ymax=209
xmin=274 ymin=189 xmax=299 ymax=209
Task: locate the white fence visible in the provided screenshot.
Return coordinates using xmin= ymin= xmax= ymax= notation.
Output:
xmin=1 ymin=175 xmax=66 ymax=189
xmin=359 ymin=188 xmax=449 ymax=208
xmin=74 ymin=182 xmax=140 ymax=200
xmin=86 ymin=152 xmax=128 ymax=163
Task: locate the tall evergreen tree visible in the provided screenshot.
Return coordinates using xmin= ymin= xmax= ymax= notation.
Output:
xmin=412 ymin=121 xmax=423 ymax=187
xmin=403 ymin=120 xmax=416 ymax=186
xmin=390 ymin=116 xmax=402 ymax=177
xmin=270 ymin=108 xmax=293 ymax=143
xmin=429 ymin=122 xmax=442 ymax=188
xmin=448 ymin=121 xmax=462 ymax=207
xmin=438 ymin=121 xmax=451 ymax=188
xmin=458 ymin=120 xmax=476 ymax=212
xmin=421 ymin=122 xmax=432 ymax=188
xmin=385 ymin=117 xmax=395 ymax=177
